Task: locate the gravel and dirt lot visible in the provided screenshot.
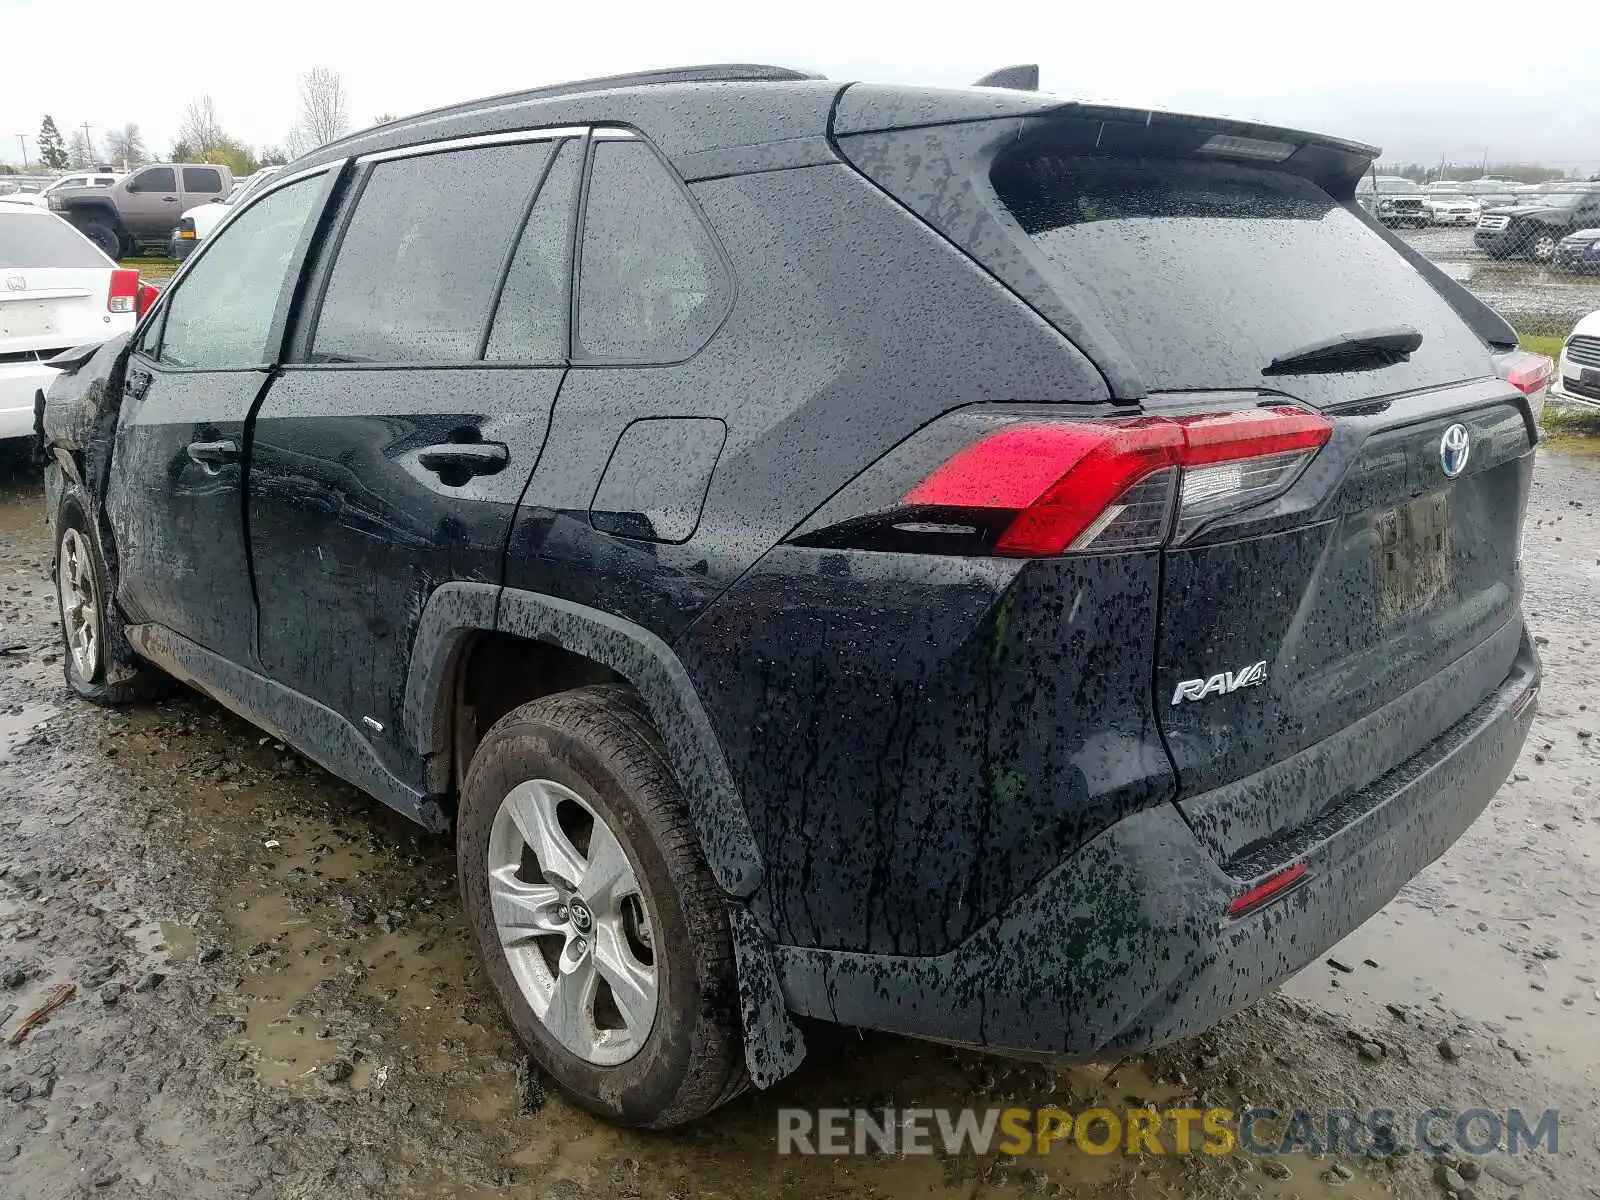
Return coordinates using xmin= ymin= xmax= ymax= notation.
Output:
xmin=1397 ymin=228 xmax=1600 ymax=337
xmin=1 ymin=442 xmax=1597 ymax=1200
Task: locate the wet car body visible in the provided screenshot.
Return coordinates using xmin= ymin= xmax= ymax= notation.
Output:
xmin=40 ymin=66 xmax=1544 ymax=1098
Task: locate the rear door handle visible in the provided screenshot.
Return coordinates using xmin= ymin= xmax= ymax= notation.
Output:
xmin=416 ymin=442 xmax=509 ymax=479
xmin=186 ymin=439 xmax=239 ymax=471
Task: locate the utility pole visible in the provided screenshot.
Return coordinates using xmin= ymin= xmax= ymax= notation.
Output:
xmin=80 ymin=121 xmax=92 ymax=164
xmin=14 ymin=134 xmax=26 ymax=169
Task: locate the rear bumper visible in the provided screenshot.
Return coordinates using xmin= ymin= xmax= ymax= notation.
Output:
xmin=0 ymin=364 xmax=54 ymax=441
xmin=168 ymin=234 xmax=197 ymax=261
xmin=775 ymin=630 xmax=1539 ymax=1057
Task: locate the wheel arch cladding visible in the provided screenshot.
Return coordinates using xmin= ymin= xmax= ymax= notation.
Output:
xmin=404 ymin=582 xmax=806 ymax=1087
xmin=405 ymin=582 xmax=763 ymax=897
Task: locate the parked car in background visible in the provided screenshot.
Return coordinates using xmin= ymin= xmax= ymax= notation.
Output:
xmin=39 ymin=65 xmax=1545 ymax=1129
xmin=1356 ymin=174 xmax=1427 ymax=226
xmin=1423 ymin=193 xmax=1481 ymax=226
xmin=1476 ymin=183 xmax=1600 ymax=261
xmin=169 ymin=166 xmax=283 ymax=260
xmin=1551 ymin=310 xmax=1600 ymax=408
xmin=0 ymin=206 xmax=154 ymax=440
xmin=22 ymin=173 xmax=122 ymax=207
xmin=47 ymin=163 xmax=232 ymax=259
xmin=1554 ymin=228 xmax=1600 ymax=274
xmin=1454 ymin=177 xmax=1520 ymax=208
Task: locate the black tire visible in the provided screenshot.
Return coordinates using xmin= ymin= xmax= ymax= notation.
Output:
xmin=78 ymin=220 xmax=121 ymax=261
xmin=1529 ymin=229 xmax=1560 ymax=263
xmin=456 ymin=684 xmax=747 ymax=1128
xmin=54 ymin=490 xmax=172 ymax=704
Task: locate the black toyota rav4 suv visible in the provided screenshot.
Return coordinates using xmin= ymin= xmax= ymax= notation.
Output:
xmin=39 ymin=65 xmax=1547 ymax=1128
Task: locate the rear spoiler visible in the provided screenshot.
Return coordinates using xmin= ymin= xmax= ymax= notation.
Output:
xmin=832 ymin=85 xmax=1377 ymax=197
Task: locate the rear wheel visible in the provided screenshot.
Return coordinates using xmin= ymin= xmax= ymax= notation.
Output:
xmin=78 ymin=220 xmax=121 ymax=261
xmin=1530 ymin=230 xmax=1561 ymax=263
xmin=456 ymin=684 xmax=747 ymax=1127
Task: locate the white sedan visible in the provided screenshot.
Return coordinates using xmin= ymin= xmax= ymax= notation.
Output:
xmin=0 ymin=206 xmax=153 ymax=440
xmin=1551 ymin=310 xmax=1600 ymax=411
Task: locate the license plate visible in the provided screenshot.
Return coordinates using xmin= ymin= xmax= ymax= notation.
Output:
xmin=0 ymin=302 xmax=58 ymax=339
xmin=1375 ymin=492 xmax=1452 ymax=622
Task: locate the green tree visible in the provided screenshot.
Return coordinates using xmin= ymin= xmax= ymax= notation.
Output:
xmin=37 ymin=115 xmax=68 ymax=170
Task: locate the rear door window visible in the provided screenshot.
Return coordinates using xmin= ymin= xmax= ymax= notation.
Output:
xmin=485 ymin=140 xmax=580 ymax=362
xmin=575 ymin=139 xmax=727 ymax=362
xmin=990 ymin=153 xmax=1491 ymax=404
xmin=183 ymin=167 xmax=223 ymax=193
xmin=310 ymin=141 xmax=555 ymax=364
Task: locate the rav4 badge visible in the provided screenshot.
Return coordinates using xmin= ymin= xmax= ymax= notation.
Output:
xmin=1171 ymin=660 xmax=1269 ymax=706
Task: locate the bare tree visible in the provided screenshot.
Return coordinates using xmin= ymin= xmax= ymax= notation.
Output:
xmin=67 ymin=128 xmax=96 ymax=169
xmin=287 ymin=67 xmax=349 ymax=156
xmin=177 ymin=96 xmax=226 ymax=157
xmin=103 ymin=123 xmax=149 ymax=168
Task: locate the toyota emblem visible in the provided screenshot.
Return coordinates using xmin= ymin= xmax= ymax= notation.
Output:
xmin=1440 ymin=424 xmax=1470 ymax=478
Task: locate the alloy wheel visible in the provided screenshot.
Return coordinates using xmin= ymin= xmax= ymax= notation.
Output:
xmin=487 ymin=778 xmax=658 ymax=1065
xmin=58 ymin=528 xmax=101 ymax=681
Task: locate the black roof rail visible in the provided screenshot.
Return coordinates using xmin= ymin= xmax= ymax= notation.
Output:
xmin=517 ymin=63 xmax=823 ymax=99
xmin=312 ymin=64 xmax=823 ymax=159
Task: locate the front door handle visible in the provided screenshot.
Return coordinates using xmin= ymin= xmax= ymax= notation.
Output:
xmin=126 ymin=369 xmax=152 ymax=400
xmin=186 ymin=439 xmax=239 ymax=472
xmin=416 ymin=442 xmax=509 ymax=479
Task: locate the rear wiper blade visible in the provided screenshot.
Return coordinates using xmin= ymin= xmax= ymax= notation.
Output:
xmin=1263 ymin=325 xmax=1423 ymax=375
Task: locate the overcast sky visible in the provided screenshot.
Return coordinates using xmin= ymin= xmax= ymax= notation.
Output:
xmin=4 ymin=0 xmax=1596 ymax=173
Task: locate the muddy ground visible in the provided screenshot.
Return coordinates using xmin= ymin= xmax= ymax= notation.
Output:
xmin=1 ymin=436 xmax=1599 ymax=1200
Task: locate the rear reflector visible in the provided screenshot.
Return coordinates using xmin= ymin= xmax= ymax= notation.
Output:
xmin=903 ymin=407 xmax=1331 ymax=556
xmin=1227 ymin=861 xmax=1308 ymax=917
xmin=108 ymin=268 xmax=139 ymax=314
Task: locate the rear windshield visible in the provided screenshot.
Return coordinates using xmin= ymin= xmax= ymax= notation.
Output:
xmin=991 ymin=155 xmax=1491 ymax=403
xmin=0 ymin=213 xmax=107 ymax=268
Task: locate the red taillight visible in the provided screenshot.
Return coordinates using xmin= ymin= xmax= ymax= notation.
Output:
xmin=1499 ymin=351 xmax=1553 ymax=396
xmin=1493 ymin=349 xmax=1554 ymax=429
xmin=108 ymin=268 xmax=139 ymax=315
xmin=1228 ymin=861 xmax=1308 ymax=918
xmin=903 ymin=407 xmax=1332 ymax=556
xmin=136 ymin=282 xmax=160 ymax=319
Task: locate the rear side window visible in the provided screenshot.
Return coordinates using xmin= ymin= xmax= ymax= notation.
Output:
xmin=183 ymin=167 xmax=222 ymax=193
xmin=0 ymin=213 xmax=107 ymax=268
xmin=156 ymin=176 xmax=323 ymax=369
xmin=576 ymin=140 xmax=726 ymax=361
xmin=311 ymin=141 xmax=555 ymax=363
xmin=130 ymin=167 xmax=174 ymax=192
xmin=991 ymin=153 xmax=1491 ymax=403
